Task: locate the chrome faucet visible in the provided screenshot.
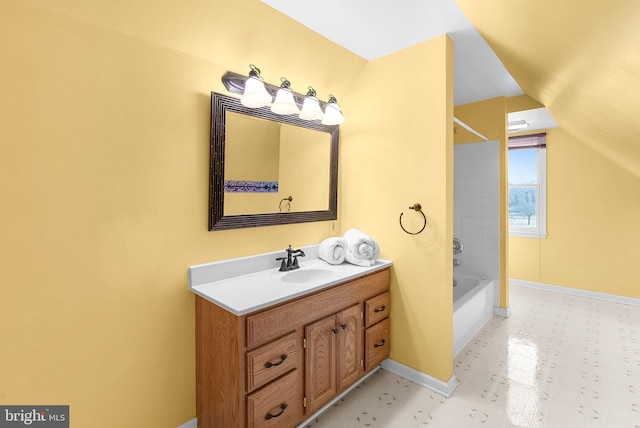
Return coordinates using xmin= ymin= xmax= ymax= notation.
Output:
xmin=276 ymin=245 xmax=306 ymax=271
xmin=453 ymin=237 xmax=464 ymax=254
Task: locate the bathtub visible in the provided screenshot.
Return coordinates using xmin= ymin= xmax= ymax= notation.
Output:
xmin=453 ymin=273 xmax=496 ymax=357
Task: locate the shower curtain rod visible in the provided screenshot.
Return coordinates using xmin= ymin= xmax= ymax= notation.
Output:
xmin=453 ymin=117 xmax=489 ymax=142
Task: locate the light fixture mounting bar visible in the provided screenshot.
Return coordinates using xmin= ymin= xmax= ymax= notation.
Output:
xmin=221 ymin=71 xmax=328 ymax=110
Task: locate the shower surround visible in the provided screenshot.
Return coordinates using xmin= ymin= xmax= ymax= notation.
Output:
xmin=453 ymin=140 xmax=500 ymax=305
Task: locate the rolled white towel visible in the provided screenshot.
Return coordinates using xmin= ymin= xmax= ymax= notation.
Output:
xmin=343 ymin=228 xmax=380 ymax=267
xmin=318 ymin=237 xmax=346 ymax=265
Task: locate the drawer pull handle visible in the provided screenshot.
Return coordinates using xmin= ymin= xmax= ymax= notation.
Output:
xmin=265 ymin=403 xmax=288 ymax=420
xmin=332 ymin=328 xmax=339 ymax=334
xmin=374 ymin=305 xmax=386 ymax=313
xmin=340 ymin=323 xmax=347 ymax=330
xmin=264 ymin=354 xmax=288 ymax=368
xmin=374 ymin=339 xmax=386 ymax=348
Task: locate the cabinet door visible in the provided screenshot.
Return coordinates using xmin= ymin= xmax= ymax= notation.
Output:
xmin=336 ymin=304 xmax=364 ymax=392
xmin=305 ymin=315 xmax=337 ymax=414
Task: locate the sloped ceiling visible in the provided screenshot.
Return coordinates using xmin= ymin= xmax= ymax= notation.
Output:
xmin=260 ymin=0 xmax=524 ymax=105
xmin=456 ymin=0 xmax=640 ymax=178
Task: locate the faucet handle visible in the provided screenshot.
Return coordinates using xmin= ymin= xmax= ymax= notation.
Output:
xmin=275 ymin=256 xmax=287 ymax=271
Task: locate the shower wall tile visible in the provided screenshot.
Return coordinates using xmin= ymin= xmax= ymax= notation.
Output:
xmin=454 ymin=141 xmax=500 ymax=290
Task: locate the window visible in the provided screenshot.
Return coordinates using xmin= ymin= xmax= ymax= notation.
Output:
xmin=508 ymin=133 xmax=547 ymax=238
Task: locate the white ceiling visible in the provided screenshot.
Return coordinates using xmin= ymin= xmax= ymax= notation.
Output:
xmin=507 ymin=108 xmax=558 ymax=135
xmin=261 ymin=0 xmax=558 ymax=131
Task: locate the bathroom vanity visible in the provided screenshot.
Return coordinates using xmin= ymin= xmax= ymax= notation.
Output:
xmin=189 ymin=248 xmax=391 ymax=428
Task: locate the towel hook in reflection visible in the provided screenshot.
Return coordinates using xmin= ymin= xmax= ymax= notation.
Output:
xmin=399 ymin=203 xmax=426 ymax=235
xmin=279 ymin=196 xmax=292 ymax=212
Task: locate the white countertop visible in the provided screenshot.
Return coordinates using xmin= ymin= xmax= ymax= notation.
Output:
xmin=188 ymin=245 xmax=392 ymax=316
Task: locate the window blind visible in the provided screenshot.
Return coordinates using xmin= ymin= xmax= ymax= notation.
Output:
xmin=508 ymin=133 xmax=546 ymax=150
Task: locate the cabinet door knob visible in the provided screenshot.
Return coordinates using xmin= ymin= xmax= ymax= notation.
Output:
xmin=332 ymin=328 xmax=339 ymax=334
xmin=340 ymin=323 xmax=347 ymax=330
xmin=374 ymin=339 xmax=386 ymax=348
xmin=374 ymin=305 xmax=386 ymax=313
xmin=264 ymin=354 xmax=288 ymax=368
xmin=265 ymin=403 xmax=288 ymax=420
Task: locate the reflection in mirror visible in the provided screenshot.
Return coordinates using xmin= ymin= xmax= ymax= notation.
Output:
xmin=224 ymin=113 xmax=331 ymax=216
xmin=209 ymin=92 xmax=338 ymax=231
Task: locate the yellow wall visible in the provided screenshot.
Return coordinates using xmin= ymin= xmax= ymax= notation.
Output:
xmin=1 ymin=1 xmax=462 ymax=425
xmin=0 ymin=1 xmax=366 ymax=427
xmin=509 ymin=128 xmax=640 ymax=298
xmin=341 ymin=36 xmax=454 ymax=381
xmin=279 ymin=126 xmax=331 ymax=212
xmin=454 ymin=97 xmax=509 ymax=308
xmin=224 ymin=113 xmax=280 ymax=215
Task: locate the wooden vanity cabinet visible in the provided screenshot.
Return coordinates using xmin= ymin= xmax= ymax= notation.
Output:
xmin=195 ymin=267 xmax=390 ymax=428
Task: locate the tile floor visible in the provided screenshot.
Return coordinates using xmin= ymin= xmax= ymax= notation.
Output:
xmin=303 ymin=284 xmax=640 ymax=427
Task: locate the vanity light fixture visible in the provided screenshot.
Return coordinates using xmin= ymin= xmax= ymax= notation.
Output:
xmin=240 ymin=64 xmax=272 ymax=108
xmin=508 ymin=119 xmax=529 ymax=132
xmin=321 ymin=94 xmax=345 ymax=125
xmin=270 ymin=78 xmax=299 ymax=115
xmin=221 ymin=65 xmax=345 ymax=124
xmin=299 ymin=87 xmax=325 ymax=121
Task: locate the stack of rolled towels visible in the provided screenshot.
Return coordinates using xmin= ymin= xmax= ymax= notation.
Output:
xmin=318 ymin=228 xmax=380 ymax=266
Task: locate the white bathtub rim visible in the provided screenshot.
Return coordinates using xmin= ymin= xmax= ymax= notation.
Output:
xmin=453 ymin=274 xmax=494 ymax=311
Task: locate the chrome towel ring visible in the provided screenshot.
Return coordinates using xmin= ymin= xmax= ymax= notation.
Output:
xmin=399 ymin=203 xmax=427 ymax=235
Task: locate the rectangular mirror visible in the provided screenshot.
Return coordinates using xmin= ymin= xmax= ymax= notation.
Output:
xmin=209 ymin=92 xmax=339 ymax=230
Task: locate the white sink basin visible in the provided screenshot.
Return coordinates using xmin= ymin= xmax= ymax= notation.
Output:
xmin=281 ymin=268 xmax=336 ymax=283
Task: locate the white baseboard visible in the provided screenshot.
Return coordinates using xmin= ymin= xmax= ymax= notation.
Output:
xmin=510 ymin=279 xmax=640 ymax=307
xmin=177 ymin=418 xmax=197 ymax=428
xmin=494 ymin=306 xmax=511 ymax=318
xmin=380 ymin=358 xmax=457 ymax=398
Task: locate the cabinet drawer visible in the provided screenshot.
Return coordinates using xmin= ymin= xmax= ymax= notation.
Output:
xmin=246 ymin=332 xmax=299 ymax=393
xmin=365 ymin=292 xmax=389 ymax=327
xmin=246 ymin=268 xmax=390 ymax=349
xmin=365 ymin=318 xmax=390 ymax=371
xmin=247 ymin=369 xmax=303 ymax=428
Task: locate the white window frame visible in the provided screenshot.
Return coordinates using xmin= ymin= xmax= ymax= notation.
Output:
xmin=508 ymin=135 xmax=547 ymax=238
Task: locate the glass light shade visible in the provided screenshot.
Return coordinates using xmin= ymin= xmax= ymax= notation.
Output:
xmin=241 ymin=76 xmax=272 ymax=108
xmin=270 ymin=88 xmax=299 ymax=115
xmin=299 ymin=96 xmax=324 ymax=120
xmin=321 ymin=102 xmax=345 ymax=125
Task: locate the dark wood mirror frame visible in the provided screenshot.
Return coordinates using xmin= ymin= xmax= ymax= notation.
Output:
xmin=209 ymin=92 xmax=339 ymax=231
